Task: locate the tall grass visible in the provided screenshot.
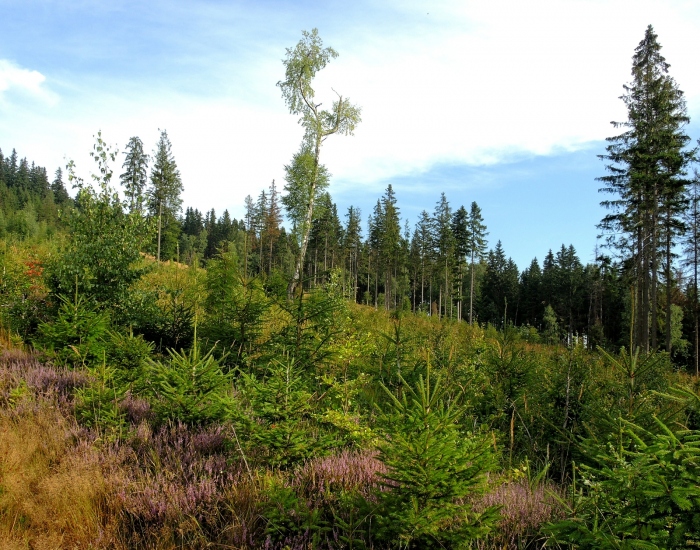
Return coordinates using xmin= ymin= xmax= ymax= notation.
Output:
xmin=0 ymin=384 xmax=112 ymax=548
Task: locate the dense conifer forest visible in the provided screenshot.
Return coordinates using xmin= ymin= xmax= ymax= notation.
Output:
xmin=2 ymin=25 xmax=700 ymax=549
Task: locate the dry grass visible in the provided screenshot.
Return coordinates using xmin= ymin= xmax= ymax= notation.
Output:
xmin=0 ymin=403 xmax=113 ymax=549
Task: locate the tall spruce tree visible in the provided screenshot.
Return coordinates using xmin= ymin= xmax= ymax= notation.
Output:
xmin=683 ymin=166 xmax=700 ymax=375
xmin=451 ymin=205 xmax=469 ymax=320
xmin=265 ymin=180 xmax=283 ymax=273
xmin=343 ymin=206 xmax=362 ymax=301
xmin=598 ymin=25 xmax=693 ymax=353
xmin=147 ymin=130 xmax=183 ymax=262
xmin=466 ymin=202 xmax=488 ymax=325
xmin=433 ymin=193 xmax=455 ymax=319
xmin=120 ymin=136 xmax=149 ymax=213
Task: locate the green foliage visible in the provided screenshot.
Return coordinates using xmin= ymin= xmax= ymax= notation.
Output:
xmin=52 ymin=133 xmax=150 ymax=319
xmin=36 ymin=294 xmax=109 ymax=367
xmin=144 ymin=341 xmax=233 ymax=426
xmin=373 ymin=371 xmax=499 ymax=548
xmin=75 ymin=360 xmax=128 ymax=437
xmin=282 ymin=148 xmax=330 ymax=245
xmin=277 ymin=28 xmax=361 ymax=143
xmin=105 ymin=329 xmax=155 ymax=390
xmin=595 ymin=347 xmax=671 ymax=424
xmin=201 ymin=250 xmax=269 ymax=365
xmin=261 ymin=480 xmax=328 ymax=546
xmin=272 ymin=270 xmax=349 ymax=370
xmin=242 ymin=356 xmax=337 ymax=467
xmin=0 ymin=243 xmax=50 ymax=338
xmin=543 ymin=304 xmax=559 ymax=343
xmin=546 ymin=416 xmax=700 ymax=549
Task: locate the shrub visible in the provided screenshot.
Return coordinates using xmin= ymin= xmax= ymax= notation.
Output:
xmin=373 ymin=371 xmax=500 ymax=548
xmin=546 ymin=416 xmax=700 ymax=549
xmin=144 ymin=340 xmax=234 ymax=426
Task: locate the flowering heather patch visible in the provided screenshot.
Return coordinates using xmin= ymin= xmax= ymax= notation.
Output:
xmin=473 ymin=478 xmax=566 ymax=549
xmin=293 ymin=448 xmax=387 ymax=498
xmin=0 ymin=349 xmax=88 ymax=410
xmin=95 ymin=420 xmax=270 ymax=548
xmin=106 ymin=422 xmax=235 ymax=522
xmin=119 ymin=391 xmax=153 ymax=424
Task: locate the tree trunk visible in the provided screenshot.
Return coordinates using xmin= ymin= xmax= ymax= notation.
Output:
xmin=287 ymin=137 xmax=322 ymax=298
xmin=469 ymin=251 xmax=476 ymax=325
xmin=157 ymin=201 xmax=163 ymax=262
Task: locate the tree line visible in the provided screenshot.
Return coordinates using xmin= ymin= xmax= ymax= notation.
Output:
xmin=3 ymin=25 xmax=700 ymax=371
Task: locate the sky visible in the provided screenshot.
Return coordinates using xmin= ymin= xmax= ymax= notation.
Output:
xmin=2 ymin=0 xmax=700 ymax=270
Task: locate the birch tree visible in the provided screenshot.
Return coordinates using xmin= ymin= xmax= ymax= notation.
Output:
xmin=278 ymin=28 xmax=361 ymax=297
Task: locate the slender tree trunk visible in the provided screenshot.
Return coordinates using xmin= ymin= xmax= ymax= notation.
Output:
xmin=157 ymin=201 xmax=163 ymax=262
xmin=651 ymin=206 xmax=658 ymax=350
xmin=288 ymin=137 xmax=322 ymax=298
xmin=694 ymin=195 xmax=699 ymax=375
xmin=666 ymin=231 xmax=673 ymax=353
xmin=469 ymin=251 xmax=476 ymax=325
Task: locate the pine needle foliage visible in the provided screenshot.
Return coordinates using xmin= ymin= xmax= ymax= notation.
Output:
xmin=546 ymin=416 xmax=700 ymax=549
xmin=145 ymin=340 xmax=233 ymax=426
xmin=374 ymin=370 xmax=500 ymax=548
xmin=36 ymin=293 xmax=109 ymax=367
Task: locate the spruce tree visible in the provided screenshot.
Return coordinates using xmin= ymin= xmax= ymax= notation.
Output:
xmin=467 ymin=202 xmax=488 ymax=324
xmin=683 ymin=167 xmax=700 ymax=375
xmin=51 ymin=167 xmax=71 ymax=205
xmin=120 ymin=136 xmax=149 ymax=213
xmin=147 ymin=130 xmax=183 ymax=262
xmin=432 ymin=193 xmax=455 ymax=319
xmin=265 ymin=180 xmax=283 ymax=273
xmin=598 ymin=25 xmax=693 ymax=353
xmin=343 ymin=206 xmax=362 ymax=301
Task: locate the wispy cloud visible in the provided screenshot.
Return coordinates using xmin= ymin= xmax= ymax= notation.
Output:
xmin=0 ymin=59 xmax=56 ymax=105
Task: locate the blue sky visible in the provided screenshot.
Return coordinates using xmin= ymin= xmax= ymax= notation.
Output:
xmin=2 ymin=0 xmax=700 ymax=269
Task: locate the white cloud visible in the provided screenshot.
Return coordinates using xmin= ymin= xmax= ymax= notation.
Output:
xmin=0 ymin=59 xmax=56 ymax=104
xmin=319 ymin=0 xmax=700 ymax=191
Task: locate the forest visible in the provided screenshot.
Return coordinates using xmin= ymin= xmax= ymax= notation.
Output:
xmin=1 ymin=24 xmax=700 ymax=549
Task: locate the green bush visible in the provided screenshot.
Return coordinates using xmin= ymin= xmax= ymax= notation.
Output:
xmin=36 ymin=294 xmax=109 ymax=367
xmin=144 ymin=341 xmax=234 ymax=426
xmin=242 ymin=356 xmax=338 ymax=467
xmin=75 ymin=360 xmax=128 ymax=437
xmin=373 ymin=371 xmax=500 ymax=548
xmin=546 ymin=416 xmax=700 ymax=549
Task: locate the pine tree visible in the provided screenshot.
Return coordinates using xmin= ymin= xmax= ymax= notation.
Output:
xmin=266 ymin=180 xmax=283 ymax=273
xmin=598 ymin=25 xmax=693 ymax=353
xmin=379 ymin=185 xmax=402 ymax=309
xmin=415 ymin=210 xmax=434 ymax=313
xmin=147 ymin=130 xmax=183 ymax=261
xmin=480 ymin=241 xmax=518 ymax=326
xmin=683 ymin=167 xmax=700 ymax=375
xmin=433 ymin=193 xmax=454 ymax=319
xmin=51 ymin=168 xmax=71 ymax=205
xmin=343 ymin=206 xmax=362 ymax=302
xmin=120 ymin=136 xmax=149 ymax=213
xmin=451 ymin=205 xmax=469 ymax=320
xmin=520 ymin=258 xmax=543 ymax=327
xmin=466 ymin=202 xmax=488 ymax=325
